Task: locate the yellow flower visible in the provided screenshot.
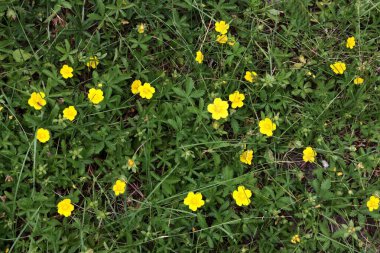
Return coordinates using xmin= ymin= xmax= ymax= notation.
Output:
xmin=207 ymin=98 xmax=229 ymax=120
xmin=113 ymin=179 xmax=126 ymax=196
xmin=354 ymin=77 xmax=364 ymax=85
xmin=195 ymin=51 xmax=204 ymax=64
xmin=215 ymin=20 xmax=229 ymax=34
xmin=88 ymin=88 xmax=104 ymax=104
xmin=28 ymin=92 xmax=47 ymax=110
xmin=259 ymin=118 xmax=276 ymax=137
xmin=232 ymin=186 xmax=252 ymax=206
xmin=63 ymin=106 xmax=78 ymax=121
xmin=330 ymin=62 xmax=346 ymax=75
xmin=302 ymin=147 xmax=317 ymax=163
xmin=128 ymin=159 xmax=135 ymax=167
xmin=60 ymin=64 xmax=74 ymax=79
xmin=137 ymin=23 xmax=145 ymax=34
xmin=367 ymin=195 xmax=380 ymax=212
xmin=244 ymin=71 xmax=258 ymax=83
xmin=216 ymin=34 xmax=228 ymax=44
xmin=291 ymin=234 xmax=301 ymax=244
xmin=131 ymin=80 xmax=142 ymax=94
xmin=86 ymin=56 xmax=99 ymax=69
xmin=184 ymin=192 xmax=205 ymax=211
xmin=138 ymin=83 xmax=155 ymax=99
xmin=57 ymin=198 xmax=74 ymax=217
xmin=346 ymin=36 xmax=355 ymax=49
xmin=36 ymin=128 xmax=50 ymax=143
xmin=240 ymin=150 xmax=253 ymax=165
xmin=229 ymin=91 xmax=245 ymax=108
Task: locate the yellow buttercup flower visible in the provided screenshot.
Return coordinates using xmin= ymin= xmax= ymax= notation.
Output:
xmin=216 ymin=34 xmax=228 ymax=44
xmin=215 ymin=20 xmax=229 ymax=34
xmin=354 ymin=77 xmax=364 ymax=85
xmin=244 ymin=71 xmax=257 ymax=83
xmin=138 ymin=83 xmax=155 ymax=99
xmin=60 ymin=64 xmax=74 ymax=79
xmin=229 ymin=91 xmax=245 ymax=108
xmin=207 ymin=98 xmax=229 ymax=120
xmin=367 ymin=195 xmax=379 ymax=212
xmin=291 ymin=234 xmax=301 ymax=244
xmin=259 ymin=118 xmax=276 ymax=137
xmin=330 ymin=62 xmax=346 ymax=75
xmin=195 ymin=51 xmax=204 ymax=64
xmin=240 ymin=150 xmax=253 ymax=165
xmin=88 ymin=88 xmax=104 ymax=104
xmin=86 ymin=56 xmax=99 ymax=69
xmin=131 ymin=80 xmax=142 ymax=94
xmin=232 ymin=186 xmax=252 ymax=206
xmin=137 ymin=23 xmax=145 ymax=34
xmin=63 ymin=106 xmax=77 ymax=121
xmin=28 ymin=92 xmax=46 ymax=110
xmin=302 ymin=147 xmax=316 ymax=163
xmin=36 ymin=128 xmax=50 ymax=143
xmin=57 ymin=199 xmax=74 ymax=217
xmin=113 ymin=179 xmax=126 ymax=196
xmin=184 ymin=192 xmax=205 ymax=211
xmin=346 ymin=36 xmax=355 ymax=49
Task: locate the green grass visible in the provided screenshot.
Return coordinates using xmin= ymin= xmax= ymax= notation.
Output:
xmin=0 ymin=0 xmax=379 ymax=252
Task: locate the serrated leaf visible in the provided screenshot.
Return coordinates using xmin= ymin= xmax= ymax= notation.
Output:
xmin=190 ymin=89 xmax=205 ymax=98
xmin=172 ymin=87 xmax=187 ymax=98
xmin=321 ymin=179 xmax=331 ymax=191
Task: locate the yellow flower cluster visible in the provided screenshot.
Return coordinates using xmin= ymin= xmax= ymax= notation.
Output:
xmin=31 ymin=58 xmax=159 ymax=150
xmin=244 ymin=71 xmax=258 ymax=83
xmin=329 ymin=36 xmax=365 ymax=85
xmin=207 ymin=91 xmax=246 ymax=120
xmin=32 ymin=30 xmax=373 ymax=228
xmin=214 ymin=20 xmax=235 ymax=45
xmin=291 ymin=234 xmax=301 ymax=244
xmin=183 ymin=185 xmax=252 ymax=212
xmin=28 ymin=92 xmax=46 ymax=110
xmin=86 ymin=56 xmax=99 ymax=69
xmin=130 ymin=80 xmax=156 ymax=99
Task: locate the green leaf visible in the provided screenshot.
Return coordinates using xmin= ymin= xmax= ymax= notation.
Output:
xmin=197 ymin=213 xmax=208 ymax=229
xmin=230 ymin=118 xmax=239 ymax=134
xmin=190 ymin=89 xmax=205 ymax=98
xmin=321 ymin=179 xmax=331 ymax=191
xmin=172 ymin=87 xmax=187 ymax=98
xmin=12 ymin=49 xmax=32 ymax=62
